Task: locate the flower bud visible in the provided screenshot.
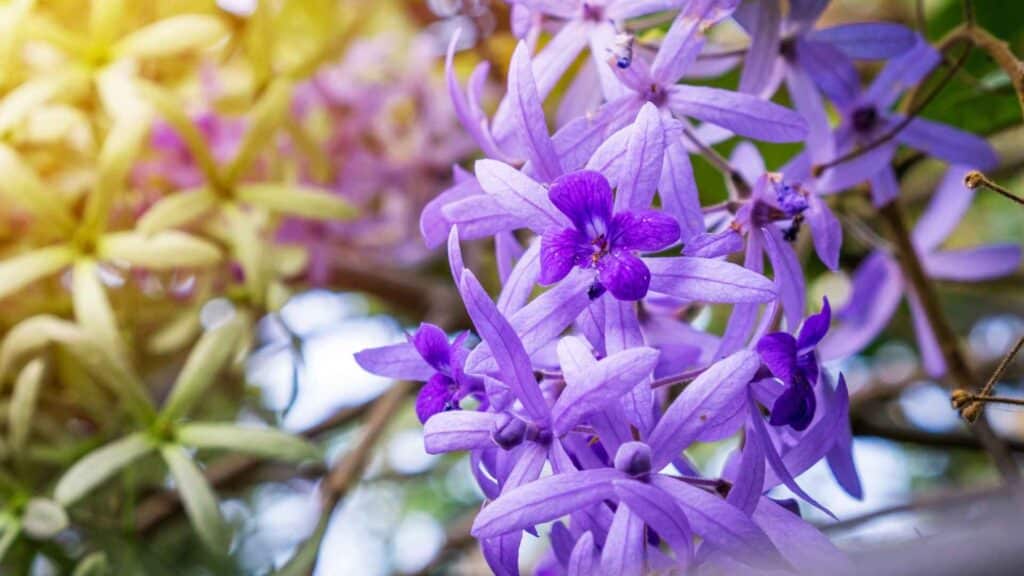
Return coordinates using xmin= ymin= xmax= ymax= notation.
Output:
xmin=491 ymin=413 xmax=526 ymax=450
xmin=614 ymin=441 xmax=652 ymax=477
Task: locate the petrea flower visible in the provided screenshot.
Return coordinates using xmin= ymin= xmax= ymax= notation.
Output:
xmin=735 ymin=0 xmax=916 ymax=99
xmin=756 ymin=298 xmax=831 ymax=431
xmin=540 ymin=170 xmax=681 ymax=300
xmin=815 ymin=41 xmax=998 ymax=205
xmin=354 ymin=323 xmax=483 ymax=423
xmin=820 ymin=166 xmax=1021 ymax=376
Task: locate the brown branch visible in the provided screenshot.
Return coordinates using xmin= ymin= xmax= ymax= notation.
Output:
xmin=409 ymin=508 xmax=479 ymax=576
xmin=822 ymin=482 xmax=1008 ymax=533
xmin=877 ymin=201 xmax=1020 ymax=482
xmin=964 ymin=170 xmax=1024 ymax=206
xmin=954 ymin=335 xmax=1024 ymax=421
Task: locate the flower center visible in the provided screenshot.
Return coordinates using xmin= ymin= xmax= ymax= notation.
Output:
xmin=852 ymin=105 xmax=879 ymax=133
xmin=590 ymin=234 xmax=611 ymax=264
xmin=644 ymin=84 xmax=668 ymax=107
xmin=582 ymin=3 xmax=604 ymax=21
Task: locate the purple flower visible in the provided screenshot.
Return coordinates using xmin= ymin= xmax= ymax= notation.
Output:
xmin=820 ymin=166 xmax=1021 ymax=376
xmin=354 ymin=323 xmax=482 ymax=423
xmin=755 ymin=298 xmax=831 ymax=431
xmin=540 ymin=170 xmax=680 ymax=301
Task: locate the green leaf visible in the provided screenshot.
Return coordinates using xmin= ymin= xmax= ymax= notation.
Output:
xmin=21 ymin=498 xmax=68 ymax=539
xmin=160 ymin=444 xmax=229 ymax=554
xmin=160 ymin=317 xmax=245 ymax=421
xmin=71 ymin=259 xmax=128 ymax=362
xmin=8 ymin=359 xmax=44 ymax=452
xmin=236 ymin=184 xmax=357 ymax=221
xmin=272 ymin=511 xmax=330 ymax=576
xmin=0 ymin=515 xmax=20 ymax=563
xmin=97 ymin=231 xmax=222 ymax=270
xmin=54 ymin=432 xmax=154 ymax=506
xmin=0 ymin=245 xmax=76 ymax=301
xmin=225 ymin=79 xmax=294 ymax=184
xmin=177 ymin=423 xmax=322 ymax=463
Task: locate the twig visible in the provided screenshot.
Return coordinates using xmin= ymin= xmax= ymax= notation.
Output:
xmin=822 ymin=482 xmax=1008 ymax=533
xmin=679 ymin=126 xmax=751 ymax=199
xmin=877 ymin=201 xmax=1020 ymax=482
xmin=852 ymin=412 xmax=1024 ymax=453
xmin=953 ymin=336 xmax=1024 ymax=421
xmin=813 ymin=38 xmax=972 ymax=178
xmin=964 ymin=170 xmax=1024 ymax=206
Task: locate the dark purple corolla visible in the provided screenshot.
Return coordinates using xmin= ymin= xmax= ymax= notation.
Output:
xmin=756 ymin=298 xmax=831 ymax=431
xmin=540 ymin=170 xmax=680 ymax=301
xmin=355 ymin=323 xmax=483 ymax=423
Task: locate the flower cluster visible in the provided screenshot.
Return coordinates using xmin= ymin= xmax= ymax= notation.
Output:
xmin=357 ymin=0 xmax=1018 ymax=574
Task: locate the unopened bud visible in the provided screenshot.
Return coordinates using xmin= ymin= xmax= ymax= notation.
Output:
xmin=964 ymin=170 xmax=985 ymax=189
xmin=614 ymin=441 xmax=652 ymax=477
xmin=962 ymin=402 xmax=983 ymax=423
xmin=951 ymin=389 xmax=973 ymax=410
xmin=491 ymin=414 xmax=526 ymax=450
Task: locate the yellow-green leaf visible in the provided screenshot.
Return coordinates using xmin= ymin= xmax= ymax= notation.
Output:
xmin=0 ymin=245 xmax=76 ymax=301
xmin=160 ymin=444 xmax=229 ymax=553
xmin=160 ymin=316 xmax=245 ymax=421
xmin=225 ymin=79 xmax=293 ymax=184
xmin=236 ymin=184 xmax=356 ymax=221
xmin=21 ymin=498 xmax=68 ymax=539
xmin=55 ymin=432 xmax=153 ymax=506
xmin=0 ymin=144 xmax=76 ymax=231
xmin=114 ymin=14 xmax=227 ymax=59
xmin=177 ymin=423 xmax=322 ymax=463
xmin=8 ymin=359 xmax=44 ymax=452
xmin=0 ymin=71 xmax=86 ymax=135
xmin=71 ymin=260 xmax=127 ymax=361
xmin=137 ymin=188 xmax=219 ymax=234
xmin=134 ymin=80 xmax=220 ymax=184
xmin=88 ymin=0 xmax=125 ymax=49
xmin=97 ymin=231 xmax=222 ymax=270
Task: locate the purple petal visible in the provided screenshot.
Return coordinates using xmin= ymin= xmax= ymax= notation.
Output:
xmin=823 ymin=375 xmax=863 ymax=499
xmin=756 ymin=332 xmax=798 ymax=382
xmin=549 ymin=170 xmax=614 ymax=236
xmin=495 ymin=231 xmax=524 ymax=285
xmin=606 ymin=0 xmax=684 ymax=20
xmin=508 ymin=42 xmax=562 ymax=182
xmin=423 ymin=410 xmax=498 ymax=453
xmin=659 ymin=137 xmax=705 ymax=242
xmin=504 ymin=441 xmax=549 ymax=491
xmin=912 ymin=165 xmax=975 ymax=251
xmin=730 ymin=141 xmax=765 ymax=185
xmin=865 ymin=40 xmax=940 ymax=109
xmin=788 ymin=0 xmax=828 ymax=23
xmin=784 ymin=64 xmax=833 ymax=164
xmin=513 ymin=0 xmax=576 ymax=19
xmin=749 ymin=389 xmax=835 ymax=519
xmin=795 ymin=39 xmax=860 ymax=107
xmin=907 ymin=290 xmax=947 ymax=377
xmin=768 ymin=381 xmax=816 ymax=431
xmin=589 ymin=22 xmax=631 ymax=100
xmin=467 ymin=269 xmax=594 ymax=374
xmin=667 ymin=85 xmax=808 ymax=142
xmin=498 ymin=241 xmax=542 ymax=315
xmin=797 ymin=297 xmax=832 ymax=349
xmin=896 ymin=116 xmax=999 ymax=171
xmin=815 ymin=137 xmax=895 ymax=194
xmin=567 ymin=531 xmax=599 ymax=576
xmin=651 ymin=0 xmax=735 ymax=84
xmin=725 ymin=430 xmax=765 ymax=516
xmin=421 ymin=176 xmax=482 ymax=249
xmin=604 ymin=298 xmax=657 ymax=434
xmin=683 ymin=230 xmax=744 ymax=258
xmin=475 ymin=159 xmax=566 ymax=232
xmin=354 ymin=342 xmax=433 ymax=381
xmin=445 ymin=31 xmax=508 ymax=162
xmin=762 ymin=226 xmax=806 ymax=331
xmin=616 ymin=103 xmax=665 ymax=212
xmin=459 ymin=270 xmax=550 ymax=425
xmin=716 ymin=234 xmax=765 ymax=357
xmin=646 ymin=256 xmax=777 ymax=304
xmin=410 ymin=323 xmax=451 ymax=371
xmin=554 ymin=96 xmax=639 ymax=172
xmin=599 ymin=251 xmax=652 ymax=301
xmin=650 ymin=475 xmax=784 ymax=570
xmin=557 ymin=61 xmax=602 ymax=128
xmin=471 ymin=469 xmax=625 ymax=538
xmin=753 ymin=498 xmax=854 ymax=575
xmin=648 ymin=350 xmax=761 ymax=468
xmin=808 ymin=22 xmax=917 ymax=60
xmin=585 ymin=124 xmax=630 ymax=188
xmin=613 ymin=480 xmax=693 ymax=566
xmin=481 ymin=534 xmax=521 ymax=576
xmin=540 ymin=227 xmax=586 ymax=285
xmin=923 ymin=245 xmax=1022 ymax=282
xmin=805 ymin=194 xmax=842 ymax=270
xmin=868 ymin=165 xmax=899 ymax=207
xmin=552 ymin=339 xmax=659 ymax=435
xmin=600 ymin=503 xmax=646 ymax=576
xmin=416 ymin=374 xmax=454 ymax=424
xmin=441 ymin=193 xmax=525 ymax=240
xmin=738 ymin=0 xmax=781 ymax=96
xmin=447 ymin=226 xmax=465 ymax=283
xmin=612 ymin=210 xmax=681 ymax=252
xmin=818 ymin=251 xmax=904 ymax=361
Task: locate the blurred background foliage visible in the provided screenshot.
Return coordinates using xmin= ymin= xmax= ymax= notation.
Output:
xmin=0 ymin=0 xmax=1020 ymax=574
